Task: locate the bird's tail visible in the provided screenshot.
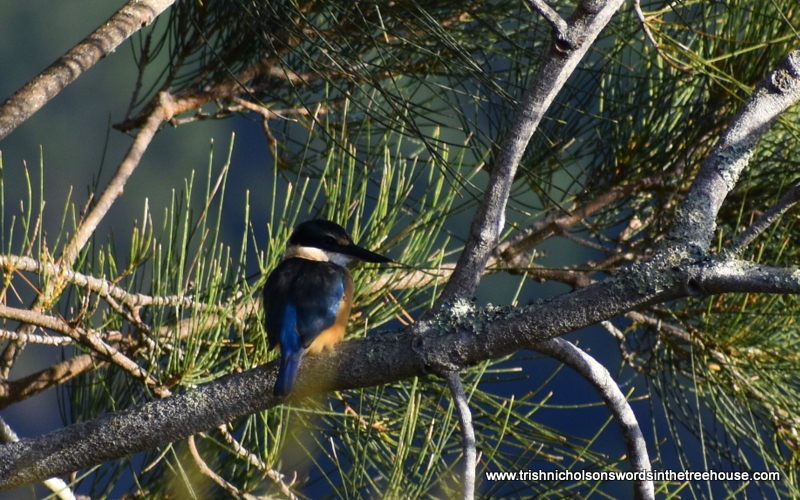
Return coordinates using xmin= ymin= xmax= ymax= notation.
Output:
xmin=274 ymin=350 xmax=304 ymax=397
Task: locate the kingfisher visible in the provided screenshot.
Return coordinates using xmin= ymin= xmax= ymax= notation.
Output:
xmin=264 ymin=219 xmax=392 ymax=397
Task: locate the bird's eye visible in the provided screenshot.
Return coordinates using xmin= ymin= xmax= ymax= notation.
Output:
xmin=324 ymin=236 xmax=337 ymax=246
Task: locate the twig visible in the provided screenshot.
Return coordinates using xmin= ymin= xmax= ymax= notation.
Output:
xmin=525 ymin=0 xmax=569 ymax=42
xmin=61 ymin=92 xmax=177 ymax=268
xmin=0 ymin=0 xmax=175 ymax=141
xmin=726 ymin=182 xmax=800 ymax=256
xmin=229 ymin=97 xmax=328 ymax=121
xmin=187 ymin=435 xmax=260 ymax=500
xmin=625 ymin=311 xmax=691 ymax=342
xmin=0 ymin=305 xmax=87 ymax=338
xmin=0 ymin=328 xmax=72 ymax=346
xmin=0 ymin=253 xmax=218 ymax=311
xmin=633 ymin=0 xmax=691 ymax=73
xmin=534 ymin=338 xmax=653 ymax=500
xmin=215 ymin=425 xmax=299 ymax=500
xmin=215 ymin=425 xmax=266 ymax=470
xmin=445 ymin=371 xmax=476 ymax=500
xmin=0 ymin=354 xmax=106 ymax=411
xmin=496 ymin=177 xmax=660 ymax=264
xmin=0 ymin=91 xmax=178 ymax=377
xmin=0 ymin=304 xmax=168 ymax=397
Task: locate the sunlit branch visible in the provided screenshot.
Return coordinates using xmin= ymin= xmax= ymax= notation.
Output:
xmin=188 ymin=435 xmax=258 ymax=500
xmin=0 ymin=0 xmax=175 ymax=141
xmin=633 ymin=0 xmax=691 ymax=73
xmin=0 ymin=254 xmax=213 ymax=311
xmin=60 ymin=92 xmax=177 ymax=268
xmin=0 ymin=328 xmax=72 ymax=346
xmin=0 ymin=354 xmax=106 ymax=411
xmin=0 ymin=90 xmax=180 ymax=378
xmin=437 ymin=0 xmax=626 ymax=306
xmin=0 ymin=304 xmax=167 ymax=397
xmin=214 ymin=425 xmax=300 ymax=500
xmin=666 ymin=50 xmax=800 ymax=256
xmin=0 ymin=416 xmax=78 ymax=500
xmin=534 ymin=337 xmax=653 ymax=500
xmin=445 ymin=371 xmax=476 ymax=500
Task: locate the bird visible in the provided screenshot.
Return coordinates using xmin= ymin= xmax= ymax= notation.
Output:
xmin=264 ymin=219 xmax=392 ymax=397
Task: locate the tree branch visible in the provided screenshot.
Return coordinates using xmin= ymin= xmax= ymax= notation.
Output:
xmin=0 ymin=328 xmax=73 ymax=346
xmin=435 ymin=0 xmax=626 ymax=306
xmin=0 ymin=354 xmax=106 ymax=411
xmin=496 ymin=177 xmax=661 ymax=264
xmin=665 ymin=50 xmax=800 ymax=257
xmin=2 ymin=12 xmax=799 ymax=499
xmin=632 ymin=0 xmax=691 ymax=73
xmin=214 ymin=425 xmax=299 ymax=500
xmin=725 ymin=182 xmax=800 ymax=256
xmin=0 ymin=259 xmax=677 ymax=491
xmin=0 ymin=253 xmax=232 ymax=312
xmin=0 ymin=90 xmax=178 ymax=378
xmin=0 ymin=0 xmax=175 ymax=141
xmin=187 ymin=435 xmax=258 ymax=500
xmin=60 ymin=91 xmax=177 ymax=268
xmin=444 ymin=372 xmax=476 ymax=500
xmin=4 ymin=248 xmax=800 ymax=489
xmin=534 ymin=338 xmax=653 ymax=500
xmin=0 ymin=416 xmax=78 ymax=500
xmin=525 ymin=0 xmax=569 ymax=42
xmin=0 ymin=304 xmax=167 ymax=397
xmin=691 ymin=259 xmax=800 ymax=295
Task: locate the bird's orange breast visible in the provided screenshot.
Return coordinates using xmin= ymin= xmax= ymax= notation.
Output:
xmin=306 ymin=268 xmax=353 ymax=355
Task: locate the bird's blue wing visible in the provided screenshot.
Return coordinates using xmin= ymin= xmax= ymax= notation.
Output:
xmin=263 ymin=259 xmax=295 ymax=351
xmin=272 ymin=303 xmax=303 ymax=397
xmin=289 ymin=261 xmax=345 ymax=347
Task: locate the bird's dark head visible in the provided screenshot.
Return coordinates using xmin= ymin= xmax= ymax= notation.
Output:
xmin=286 ymin=219 xmax=392 ymax=265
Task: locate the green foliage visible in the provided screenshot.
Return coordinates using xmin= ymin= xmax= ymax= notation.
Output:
xmin=2 ymin=0 xmax=800 ymax=498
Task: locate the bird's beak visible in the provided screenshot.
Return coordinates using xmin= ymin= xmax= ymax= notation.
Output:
xmin=344 ymin=243 xmax=392 ymax=263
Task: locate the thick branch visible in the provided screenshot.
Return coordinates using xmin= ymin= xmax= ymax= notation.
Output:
xmin=690 ymin=259 xmax=800 ymax=295
xmin=2 ymin=12 xmax=799 ymax=498
xmin=666 ymin=50 xmax=800 ymax=256
xmin=0 ymin=262 xmax=673 ymax=490
xmin=0 ymin=417 xmax=77 ymax=500
xmin=0 ymin=0 xmax=175 ymax=141
xmin=436 ymin=0 xmax=625 ymax=305
xmin=3 ymin=253 xmax=800 ymax=489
